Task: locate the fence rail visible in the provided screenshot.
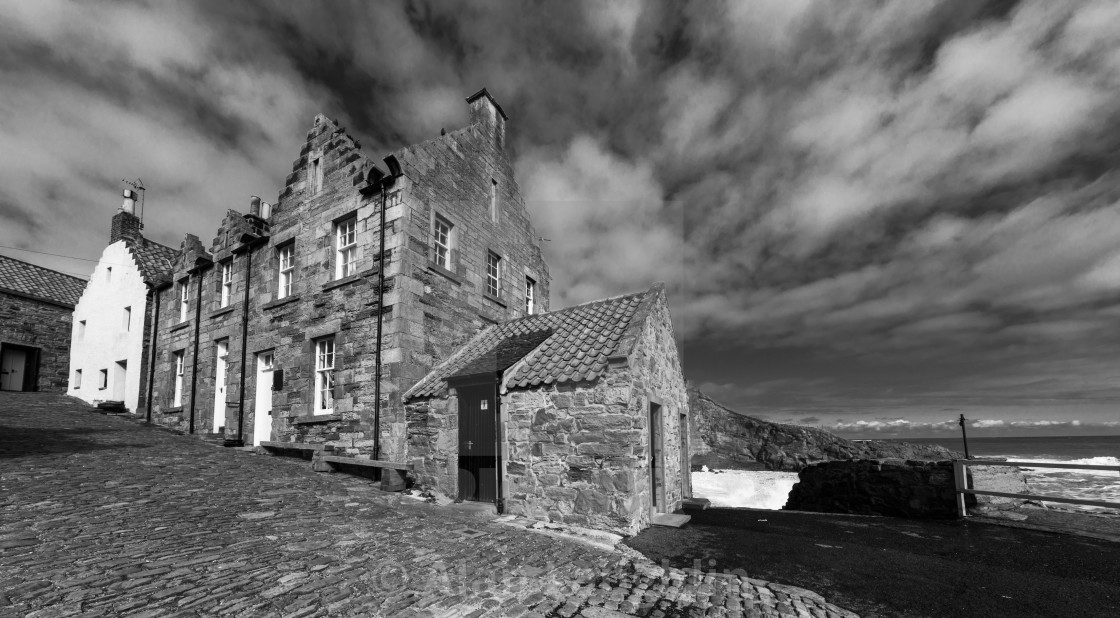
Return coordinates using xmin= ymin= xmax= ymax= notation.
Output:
xmin=952 ymin=459 xmax=1120 ymax=518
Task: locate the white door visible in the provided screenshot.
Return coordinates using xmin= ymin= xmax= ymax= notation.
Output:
xmin=253 ymin=352 xmax=274 ymax=446
xmin=213 ymin=340 xmax=228 ymax=433
xmin=0 ymin=348 xmax=26 ymax=391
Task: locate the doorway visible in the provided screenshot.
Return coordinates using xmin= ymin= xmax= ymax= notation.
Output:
xmin=253 ymin=352 xmax=274 ymax=446
xmin=112 ymin=360 xmax=127 ymax=402
xmin=456 ymin=382 xmax=499 ymax=503
xmin=213 ymin=339 xmax=228 ymax=433
xmin=0 ymin=344 xmax=39 ymax=392
xmin=649 ymin=402 xmax=665 ymax=515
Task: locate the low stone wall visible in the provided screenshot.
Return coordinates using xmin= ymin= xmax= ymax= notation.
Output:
xmin=783 ymin=459 xmax=966 ymax=519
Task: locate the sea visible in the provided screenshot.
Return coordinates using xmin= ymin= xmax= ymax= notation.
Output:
xmin=886 ymin=435 xmax=1120 ymax=514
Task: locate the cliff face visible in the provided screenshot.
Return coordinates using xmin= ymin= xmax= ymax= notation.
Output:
xmin=688 ymin=387 xmax=960 ymax=472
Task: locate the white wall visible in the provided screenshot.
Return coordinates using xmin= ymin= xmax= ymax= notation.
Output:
xmin=68 ymin=241 xmax=150 ymax=412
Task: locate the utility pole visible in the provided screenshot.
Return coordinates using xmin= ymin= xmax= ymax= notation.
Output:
xmin=958 ymin=414 xmax=970 ymax=459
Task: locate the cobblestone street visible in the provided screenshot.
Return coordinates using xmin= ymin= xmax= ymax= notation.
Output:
xmin=1 ymin=393 xmax=857 ymax=618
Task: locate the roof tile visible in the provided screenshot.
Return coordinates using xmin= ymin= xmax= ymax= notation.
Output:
xmin=0 ymin=255 xmax=86 ymax=307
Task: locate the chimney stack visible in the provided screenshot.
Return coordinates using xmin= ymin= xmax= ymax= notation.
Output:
xmin=466 ymin=88 xmax=508 ymax=150
xmin=110 ymin=189 xmax=142 ymax=244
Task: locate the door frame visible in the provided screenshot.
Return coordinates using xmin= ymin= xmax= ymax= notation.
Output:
xmin=648 ymin=399 xmax=666 ymax=516
xmin=0 ymin=343 xmax=40 ymax=392
xmin=450 ymin=374 xmax=503 ymax=510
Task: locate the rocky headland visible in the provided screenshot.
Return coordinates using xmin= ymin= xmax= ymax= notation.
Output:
xmin=688 ymin=387 xmax=960 ymax=472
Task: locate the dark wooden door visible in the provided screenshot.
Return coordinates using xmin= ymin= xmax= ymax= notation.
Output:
xmin=457 ymin=383 xmax=498 ymax=502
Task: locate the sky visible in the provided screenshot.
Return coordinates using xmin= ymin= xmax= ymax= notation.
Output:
xmin=2 ymin=0 xmax=1119 ymax=439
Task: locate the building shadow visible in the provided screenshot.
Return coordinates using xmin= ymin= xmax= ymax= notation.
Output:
xmin=0 ymin=424 xmax=152 ymax=458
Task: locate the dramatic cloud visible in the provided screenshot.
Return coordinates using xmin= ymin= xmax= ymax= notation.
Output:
xmin=2 ymin=0 xmax=1118 ymax=435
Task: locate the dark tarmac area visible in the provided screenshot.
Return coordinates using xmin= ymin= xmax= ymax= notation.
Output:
xmin=624 ymin=507 xmax=1120 ymax=618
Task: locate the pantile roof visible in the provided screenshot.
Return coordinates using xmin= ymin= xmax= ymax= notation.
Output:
xmin=0 ymin=254 xmax=86 ymax=308
xmin=405 ymin=284 xmax=663 ymax=400
xmin=126 ymin=238 xmax=178 ymax=286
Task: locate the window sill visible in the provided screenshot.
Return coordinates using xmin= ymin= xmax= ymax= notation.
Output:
xmin=163 ymin=406 xmax=183 ymax=413
xmin=170 ymin=321 xmax=191 ymax=333
xmin=262 ymin=295 xmax=300 ymax=311
xmin=428 ymin=263 xmax=461 ymax=285
xmin=293 ymin=413 xmax=341 ymax=425
xmin=209 ymin=306 xmax=236 ymax=319
xmin=483 ymin=293 xmax=507 ymax=308
xmin=322 ymin=273 xmax=361 ymax=292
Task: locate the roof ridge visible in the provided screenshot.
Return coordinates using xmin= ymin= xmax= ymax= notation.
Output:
xmin=0 ymin=253 xmax=87 ymax=284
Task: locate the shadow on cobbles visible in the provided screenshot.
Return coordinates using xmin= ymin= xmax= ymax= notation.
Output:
xmin=0 ymin=424 xmax=152 ymax=458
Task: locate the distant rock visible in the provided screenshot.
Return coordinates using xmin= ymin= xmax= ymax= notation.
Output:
xmin=688 ymin=387 xmax=960 ymax=472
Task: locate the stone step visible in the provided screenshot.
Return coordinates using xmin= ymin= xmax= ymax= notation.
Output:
xmin=446 ymin=501 xmax=498 ymax=519
xmin=651 ymin=513 xmax=691 ymax=528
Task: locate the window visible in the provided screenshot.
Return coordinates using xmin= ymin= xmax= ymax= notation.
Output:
xmin=335 ymin=218 xmax=357 ymax=279
xmin=433 ymin=216 xmax=452 ymax=269
xmin=173 ymin=351 xmax=185 ymax=407
xmin=78 ymin=320 xmax=86 ymax=340
xmin=106 ymin=266 xmax=112 ymax=282
xmin=179 ymin=278 xmax=189 ymax=322
xmin=314 ymin=337 xmax=335 ymax=413
xmin=311 ymin=157 xmax=323 ymax=194
xmin=525 ymin=277 xmax=536 ymax=315
xmin=123 ymin=306 xmax=131 ymax=331
xmin=490 ymin=179 xmax=498 ymax=222
xmin=277 ymin=244 xmax=294 ymax=299
xmin=220 ymin=261 xmax=233 ymax=308
xmin=74 ymin=369 xmax=82 ymax=389
xmin=486 ymin=251 xmax=502 ymax=297
xmin=98 ymin=369 xmax=108 ymax=390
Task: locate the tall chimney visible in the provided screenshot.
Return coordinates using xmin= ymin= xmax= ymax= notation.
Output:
xmin=466 ymin=88 xmax=508 ymax=150
xmin=110 ymin=189 xmax=142 ymax=244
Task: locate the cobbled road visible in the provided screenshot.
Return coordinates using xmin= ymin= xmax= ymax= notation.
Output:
xmin=0 ymin=393 xmax=857 ymax=618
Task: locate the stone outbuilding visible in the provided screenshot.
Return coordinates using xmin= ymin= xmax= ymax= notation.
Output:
xmin=68 ymin=192 xmax=177 ymax=413
xmin=0 ymin=255 xmax=86 ymax=392
xmin=404 ymin=283 xmax=691 ymax=535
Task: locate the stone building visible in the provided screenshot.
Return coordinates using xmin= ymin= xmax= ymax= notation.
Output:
xmin=0 ymin=255 xmax=86 ymax=392
xmin=147 ymin=89 xmax=550 ymax=452
xmin=68 ymin=192 xmax=177 ymax=413
xmin=404 ymin=284 xmax=690 ymax=535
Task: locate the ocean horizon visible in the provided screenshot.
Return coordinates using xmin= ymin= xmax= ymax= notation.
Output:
xmin=885 ymin=434 xmax=1120 ymax=514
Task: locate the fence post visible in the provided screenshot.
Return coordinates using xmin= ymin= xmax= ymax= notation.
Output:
xmin=953 ymin=460 xmax=968 ymax=518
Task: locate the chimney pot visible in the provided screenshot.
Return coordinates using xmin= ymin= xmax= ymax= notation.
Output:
xmin=121 ymin=189 xmax=136 ymax=215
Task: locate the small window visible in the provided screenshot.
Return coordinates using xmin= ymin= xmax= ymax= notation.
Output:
xmin=78 ymin=320 xmax=86 ymax=340
xmin=74 ymin=369 xmax=82 ymax=389
xmin=173 ymin=351 xmax=185 ymax=407
xmin=311 ymin=157 xmax=323 ymax=194
xmin=106 ymin=266 xmax=112 ymax=282
xmin=98 ymin=369 xmax=108 ymax=390
xmin=314 ymin=337 xmax=335 ymax=413
xmin=486 ymin=251 xmax=502 ymax=298
xmin=123 ymin=306 xmax=131 ymax=331
xmin=335 ymin=218 xmax=357 ymax=279
xmin=433 ymin=216 xmax=452 ymax=270
xmin=220 ymin=261 xmax=233 ymax=308
xmin=178 ymin=278 xmax=190 ymax=322
xmin=525 ymin=277 xmax=536 ymax=315
xmin=278 ymin=245 xmax=294 ymax=299
xmin=489 ymin=179 xmax=498 ymax=222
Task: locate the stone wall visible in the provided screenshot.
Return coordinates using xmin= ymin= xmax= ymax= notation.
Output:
xmin=783 ymin=459 xmax=965 ymax=519
xmin=0 ymin=292 xmax=73 ymax=392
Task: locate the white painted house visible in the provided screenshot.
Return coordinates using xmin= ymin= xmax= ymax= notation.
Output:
xmin=68 ymin=191 xmax=176 ymax=413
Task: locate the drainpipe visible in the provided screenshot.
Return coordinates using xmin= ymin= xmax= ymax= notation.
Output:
xmin=373 ymin=155 xmax=401 ymax=460
xmin=144 ymin=284 xmax=161 ymax=423
xmin=187 ymin=271 xmax=204 ymax=434
xmin=230 ymin=246 xmax=253 ymax=447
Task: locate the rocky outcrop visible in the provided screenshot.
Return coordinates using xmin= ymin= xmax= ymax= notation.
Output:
xmin=688 ymin=387 xmax=960 ymax=472
xmin=783 ymin=459 xmax=965 ymax=519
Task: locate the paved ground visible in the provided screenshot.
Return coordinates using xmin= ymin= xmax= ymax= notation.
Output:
xmin=0 ymin=393 xmax=856 ymax=618
xmin=626 ymin=506 xmax=1120 ymax=618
